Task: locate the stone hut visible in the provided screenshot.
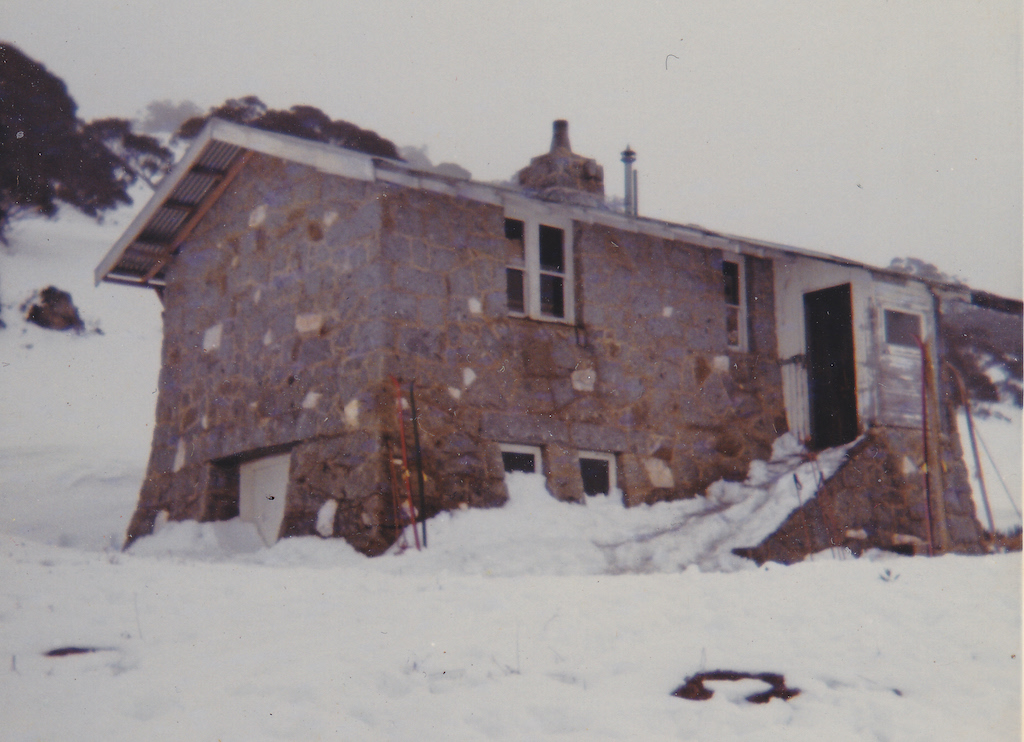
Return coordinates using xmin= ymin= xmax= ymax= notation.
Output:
xmin=98 ymin=118 xmax=991 ymax=558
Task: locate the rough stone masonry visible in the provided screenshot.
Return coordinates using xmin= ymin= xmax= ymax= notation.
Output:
xmin=127 ymin=143 xmax=786 ymax=554
xmin=120 ymin=120 xmax=983 ymax=558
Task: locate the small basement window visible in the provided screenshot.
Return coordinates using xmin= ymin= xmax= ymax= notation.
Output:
xmin=884 ymin=310 xmax=921 ymax=348
xmin=723 ymin=259 xmax=748 ymax=351
xmin=500 ymin=443 xmax=543 ymax=474
xmin=578 ymin=451 xmax=617 ymax=496
xmin=503 ymin=209 xmax=575 ymax=323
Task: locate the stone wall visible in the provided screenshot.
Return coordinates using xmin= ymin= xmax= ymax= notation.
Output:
xmin=372 ymin=183 xmax=788 ymax=516
xmin=126 ymin=155 xmax=792 ymax=554
xmin=735 ymin=420 xmax=983 ymax=564
xmin=126 ymin=154 xmax=399 ymax=552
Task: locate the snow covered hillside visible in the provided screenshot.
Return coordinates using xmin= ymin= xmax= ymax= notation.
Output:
xmin=0 ymin=207 xmax=162 ymax=550
xmin=0 ymin=206 xmax=1020 ymax=740
xmin=957 ymin=408 xmax=1023 ymax=534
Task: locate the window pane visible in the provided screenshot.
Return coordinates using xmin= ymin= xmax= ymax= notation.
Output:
xmin=723 ymin=261 xmax=739 ymax=306
xmin=505 ymin=218 xmax=524 ymax=263
xmin=539 ymin=225 xmax=564 ymax=272
xmin=504 ymin=218 xmax=524 ymax=241
xmin=726 ymin=306 xmax=740 ymax=347
xmin=540 ymin=274 xmax=564 ymax=318
xmin=506 ymin=268 xmax=525 ymax=313
xmin=580 ymin=458 xmax=610 ymax=495
xmin=502 ymin=451 xmax=536 ymax=473
xmin=885 ymin=310 xmax=921 ymax=348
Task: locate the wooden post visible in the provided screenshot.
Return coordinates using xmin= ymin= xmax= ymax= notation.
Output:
xmin=921 ymin=339 xmax=951 ymax=552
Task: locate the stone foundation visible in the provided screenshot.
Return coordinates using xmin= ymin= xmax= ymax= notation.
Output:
xmin=735 ymin=422 xmax=984 ymax=565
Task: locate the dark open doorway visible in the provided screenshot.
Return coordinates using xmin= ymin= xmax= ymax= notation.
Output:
xmin=804 ymin=284 xmax=859 ymax=449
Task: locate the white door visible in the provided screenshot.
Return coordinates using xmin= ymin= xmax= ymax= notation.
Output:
xmin=239 ymin=452 xmax=291 ymax=546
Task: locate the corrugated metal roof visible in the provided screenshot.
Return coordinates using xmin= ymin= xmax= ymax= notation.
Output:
xmin=99 ymin=138 xmax=246 ymax=286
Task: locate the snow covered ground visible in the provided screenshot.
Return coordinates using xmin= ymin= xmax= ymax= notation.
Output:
xmin=0 ymin=208 xmax=1020 ymax=740
xmin=2 ymin=533 xmax=1019 ymax=741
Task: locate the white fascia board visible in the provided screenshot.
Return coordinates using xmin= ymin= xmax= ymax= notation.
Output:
xmin=205 ymin=119 xmax=376 ymax=182
xmin=570 ymin=206 xmax=749 ymax=253
xmin=376 ymin=168 xmax=461 ymax=198
xmin=454 ymin=181 xmax=503 ymax=206
xmin=375 ymin=165 xmax=504 ymax=206
xmin=569 ymin=206 xmax=938 ymax=288
xmin=94 ymin=124 xmax=218 ymax=284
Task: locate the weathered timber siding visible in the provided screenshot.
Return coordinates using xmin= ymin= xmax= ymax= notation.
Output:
xmin=773 ymin=254 xmax=938 ymax=440
xmin=871 ymin=276 xmax=935 ymax=428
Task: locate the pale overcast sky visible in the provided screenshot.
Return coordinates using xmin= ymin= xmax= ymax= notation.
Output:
xmin=3 ymin=0 xmax=1021 ymax=297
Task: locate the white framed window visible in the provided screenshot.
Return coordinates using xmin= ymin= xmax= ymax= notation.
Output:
xmin=723 ymin=258 xmax=748 ymax=351
xmin=883 ymin=309 xmax=922 ymax=352
xmin=504 ymin=207 xmax=575 ymax=323
xmin=499 ymin=443 xmax=543 ymax=474
xmin=578 ymin=451 xmax=617 ymax=496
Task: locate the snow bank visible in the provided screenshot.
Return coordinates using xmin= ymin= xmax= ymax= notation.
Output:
xmin=127 ymin=433 xmax=851 ymax=576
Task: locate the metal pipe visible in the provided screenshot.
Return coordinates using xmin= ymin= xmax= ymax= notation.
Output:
xmin=633 ymin=169 xmax=638 ymax=216
xmin=621 ymin=146 xmax=636 ymax=216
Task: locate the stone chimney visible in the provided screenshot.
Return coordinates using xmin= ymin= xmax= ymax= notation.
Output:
xmin=516 ymin=120 xmax=604 ymax=207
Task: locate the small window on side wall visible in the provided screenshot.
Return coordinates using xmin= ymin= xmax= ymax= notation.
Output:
xmin=723 ymin=259 xmax=748 ymax=351
xmin=500 ymin=443 xmax=543 ymax=475
xmin=578 ymin=451 xmax=617 ymax=496
xmin=884 ymin=310 xmax=921 ymax=348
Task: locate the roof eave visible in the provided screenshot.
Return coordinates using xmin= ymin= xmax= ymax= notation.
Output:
xmin=96 ymin=120 xmax=1019 ymax=307
xmin=94 ymin=123 xmax=218 ymax=286
xmin=94 ymin=119 xmax=382 ymax=288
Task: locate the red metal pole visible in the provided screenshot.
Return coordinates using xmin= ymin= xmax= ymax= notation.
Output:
xmin=391 ymin=376 xmax=421 ymax=551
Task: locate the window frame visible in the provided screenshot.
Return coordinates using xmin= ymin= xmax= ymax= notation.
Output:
xmin=499 ymin=443 xmax=544 ymax=475
xmin=882 ymin=308 xmax=924 ymax=354
xmin=503 ymin=206 xmax=575 ymax=324
xmin=723 ymin=257 xmax=748 ymax=351
xmin=578 ymin=450 xmax=617 ymax=496
xmin=504 ymin=218 xmax=526 ymax=315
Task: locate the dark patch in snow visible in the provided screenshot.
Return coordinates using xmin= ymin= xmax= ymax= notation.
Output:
xmin=672 ymin=670 xmax=800 ymax=704
xmin=44 ymin=645 xmax=111 ymax=657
